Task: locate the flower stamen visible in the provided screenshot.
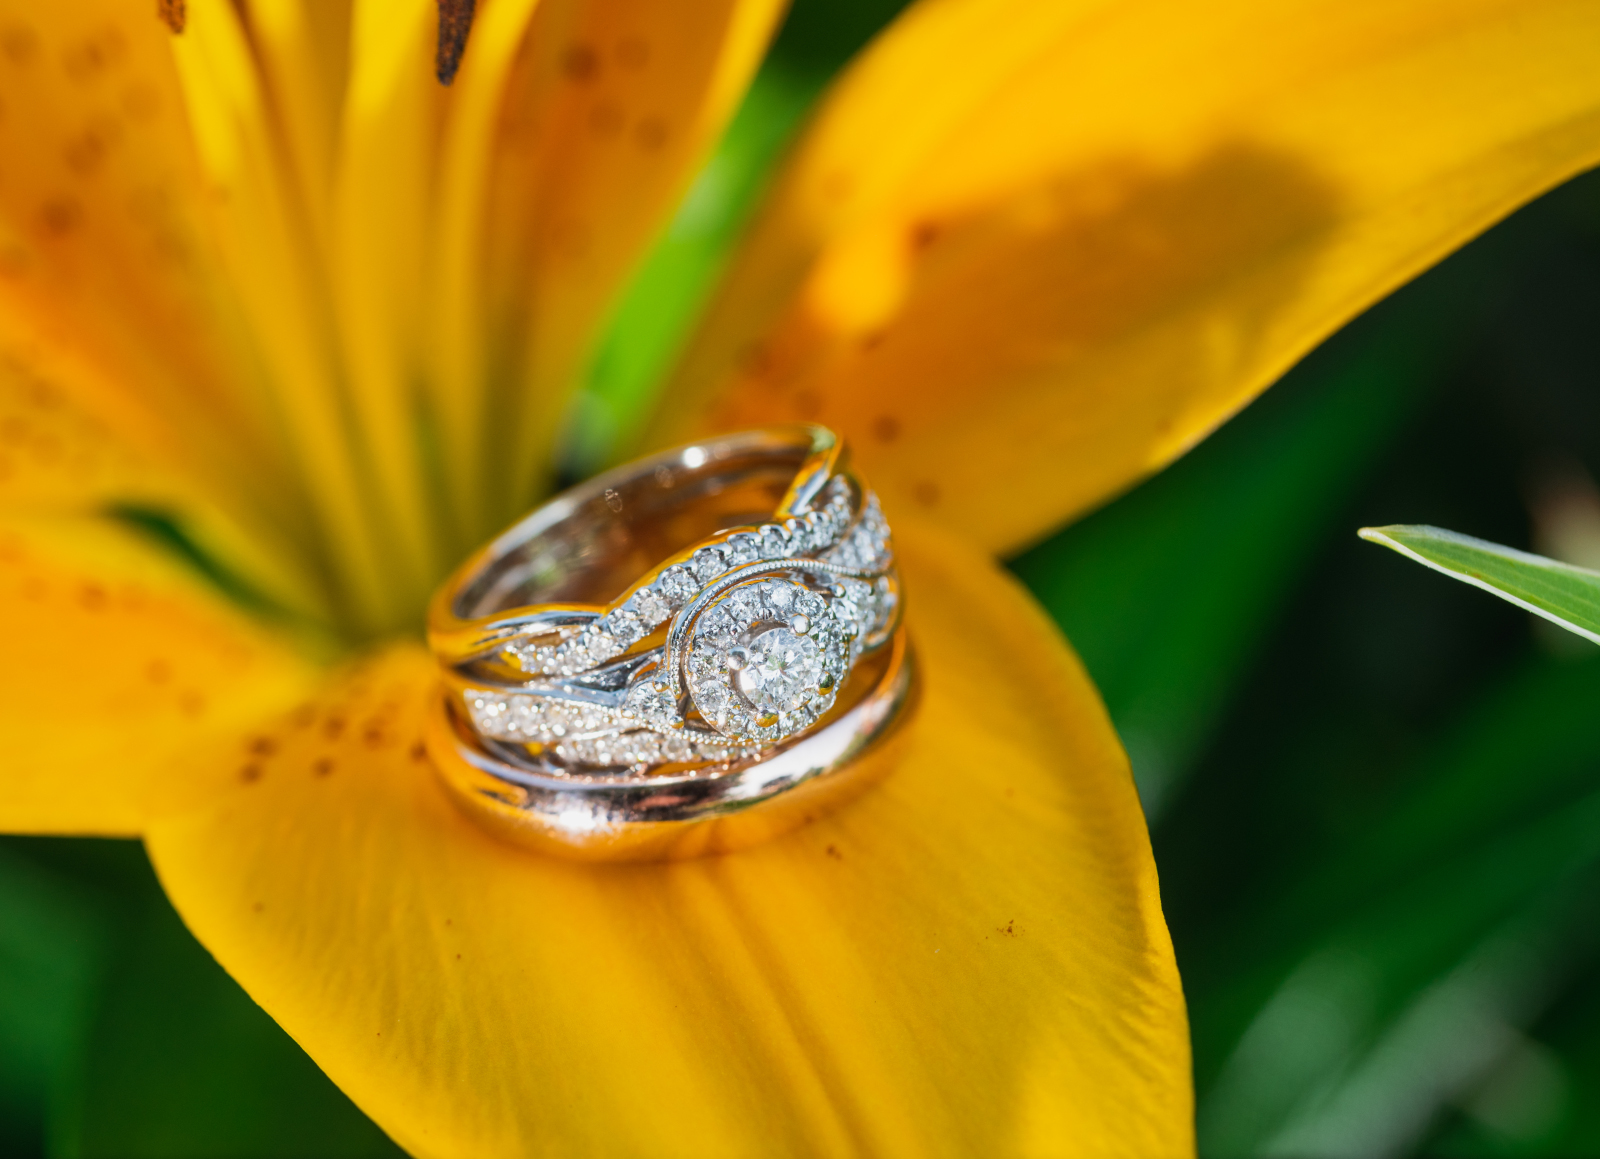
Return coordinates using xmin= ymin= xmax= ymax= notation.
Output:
xmin=157 ymin=0 xmax=185 ymax=35
xmin=435 ymin=0 xmax=476 ymax=85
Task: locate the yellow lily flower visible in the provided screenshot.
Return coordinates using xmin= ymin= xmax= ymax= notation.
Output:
xmin=1 ymin=0 xmax=1597 ymax=1153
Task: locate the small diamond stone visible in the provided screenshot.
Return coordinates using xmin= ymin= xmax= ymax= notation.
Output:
xmin=507 ymin=641 xmax=558 ymax=673
xmin=727 ymin=587 xmax=761 ymax=624
xmin=722 ymin=532 xmax=760 ymax=567
xmin=759 ymin=524 xmax=791 ymax=558
xmin=795 ymin=513 xmax=824 ymax=552
xmin=691 ymin=547 xmax=724 ymax=583
xmin=630 ymin=587 xmax=671 ymax=626
xmin=695 ymin=681 xmax=731 ymax=725
xmin=583 ymin=629 xmax=623 ymax=665
xmin=699 ymin=605 xmax=735 ymax=646
xmin=658 ymin=566 xmax=697 ymax=607
xmin=624 ymin=679 xmax=679 ymax=729
xmin=606 ymin=607 xmax=644 ymax=646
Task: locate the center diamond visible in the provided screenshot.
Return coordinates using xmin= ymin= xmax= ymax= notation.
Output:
xmin=736 ymin=627 xmax=822 ymax=713
xmin=684 ymin=575 xmax=850 ymax=743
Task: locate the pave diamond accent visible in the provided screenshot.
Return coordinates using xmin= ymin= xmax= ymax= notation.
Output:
xmin=658 ymin=566 xmax=697 ymax=607
xmin=550 ymin=731 xmax=758 ymax=770
xmin=824 ymin=492 xmax=892 ymax=573
xmin=465 ymin=690 xmax=628 ymax=742
xmin=466 ymin=689 xmax=755 ymax=770
xmin=506 ymin=476 xmax=880 ymax=678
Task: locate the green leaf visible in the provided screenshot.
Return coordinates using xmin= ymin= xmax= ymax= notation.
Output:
xmin=1196 ymin=653 xmax=1600 ymax=1155
xmin=0 ymin=838 xmax=403 ymax=1159
xmin=1360 ymin=525 xmax=1600 ymax=645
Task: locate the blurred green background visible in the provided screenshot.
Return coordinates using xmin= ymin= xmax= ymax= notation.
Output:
xmin=7 ymin=2 xmax=1600 ymax=1154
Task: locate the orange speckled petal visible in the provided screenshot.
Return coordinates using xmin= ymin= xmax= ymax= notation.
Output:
xmin=145 ymin=520 xmax=1192 ymax=1158
xmin=0 ymin=347 xmax=172 ymax=511
xmin=466 ymin=0 xmax=785 ymax=529
xmin=650 ymin=0 xmax=1600 ymax=553
xmin=0 ymin=1 xmax=298 ymax=525
xmin=0 ymin=513 xmax=314 ymax=835
xmin=0 ymin=346 xmax=337 ymax=623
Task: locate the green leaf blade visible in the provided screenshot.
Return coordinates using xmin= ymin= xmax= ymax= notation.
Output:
xmin=1359 ymin=524 xmax=1600 ymax=645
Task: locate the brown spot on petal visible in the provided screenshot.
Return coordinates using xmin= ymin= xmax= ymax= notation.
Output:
xmin=239 ymin=763 xmax=263 ymax=784
xmin=826 ymin=844 xmax=842 ymax=860
xmin=872 ymin=415 xmax=900 ymax=443
xmin=913 ymin=481 xmax=940 ymax=507
xmin=145 ymin=659 xmax=171 ymax=684
xmin=312 ymin=757 xmax=334 ymax=777
xmin=79 ymin=582 xmax=108 ymax=611
xmin=179 ymin=690 xmax=205 ymax=716
xmin=562 ymin=42 xmax=598 ymax=83
xmin=64 ymin=120 xmax=120 ymax=176
xmin=911 ymin=220 xmax=941 ymax=250
xmin=38 ymin=197 xmax=82 ymax=237
xmin=410 ymin=741 xmax=428 ymax=762
xmin=247 ymin=735 xmax=276 ymax=756
xmin=1 ymin=24 xmax=39 ymax=65
xmin=322 ymin=715 xmax=346 ymax=740
xmin=63 ymin=27 xmax=128 ymax=83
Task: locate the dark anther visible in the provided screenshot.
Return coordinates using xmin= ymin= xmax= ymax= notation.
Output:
xmin=435 ymin=0 xmax=476 ymax=85
xmin=157 ymin=0 xmax=186 ymax=34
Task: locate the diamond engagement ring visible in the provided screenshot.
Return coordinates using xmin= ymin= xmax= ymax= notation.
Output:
xmin=424 ymin=425 xmax=915 ymax=859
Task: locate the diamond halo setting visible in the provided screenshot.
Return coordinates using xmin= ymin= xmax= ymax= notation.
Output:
xmin=684 ymin=576 xmax=855 ymax=744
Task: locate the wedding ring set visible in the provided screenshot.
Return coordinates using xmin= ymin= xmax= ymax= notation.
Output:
xmin=424 ymin=426 xmax=915 ymax=859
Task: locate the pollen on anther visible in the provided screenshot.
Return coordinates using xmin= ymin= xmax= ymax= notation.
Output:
xmin=434 ymin=0 xmax=476 ymax=85
xmin=157 ymin=0 xmax=186 ymax=34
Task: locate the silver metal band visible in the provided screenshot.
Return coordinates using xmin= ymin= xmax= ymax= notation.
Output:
xmin=424 ymin=424 xmax=914 ymax=858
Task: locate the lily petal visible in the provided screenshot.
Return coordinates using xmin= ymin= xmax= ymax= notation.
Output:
xmin=0 ymin=513 xmax=313 ymax=835
xmin=145 ymin=521 xmax=1191 ymax=1157
xmin=178 ymin=0 xmax=785 ymax=613
xmin=460 ymin=0 xmax=786 ymax=530
xmin=648 ymin=0 xmax=1600 ymax=554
